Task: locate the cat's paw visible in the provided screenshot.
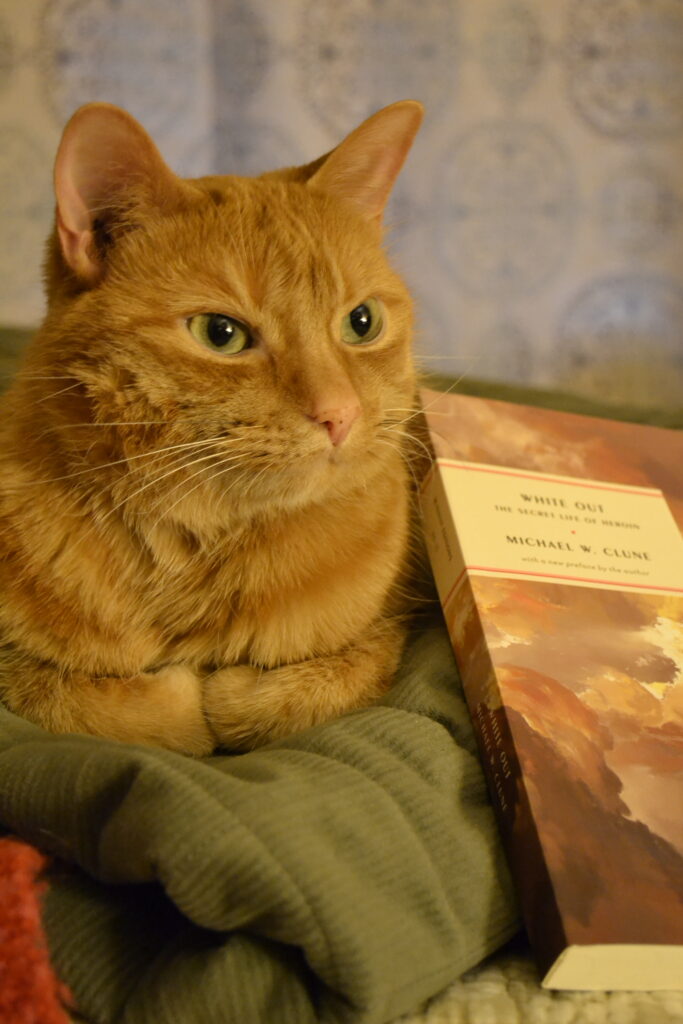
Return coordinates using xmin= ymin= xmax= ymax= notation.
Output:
xmin=149 ymin=665 xmax=216 ymax=756
xmin=202 ymin=665 xmax=264 ymax=750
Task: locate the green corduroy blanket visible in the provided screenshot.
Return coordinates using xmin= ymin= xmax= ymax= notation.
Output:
xmin=0 ymin=625 xmax=520 ymax=1024
xmin=1 ymin=370 xmax=679 ymax=1024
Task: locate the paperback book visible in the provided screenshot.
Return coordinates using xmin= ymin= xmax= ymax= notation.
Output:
xmin=419 ymin=389 xmax=683 ymax=990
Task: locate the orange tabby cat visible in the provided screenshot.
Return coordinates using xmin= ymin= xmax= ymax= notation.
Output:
xmin=0 ymin=100 xmax=424 ymax=754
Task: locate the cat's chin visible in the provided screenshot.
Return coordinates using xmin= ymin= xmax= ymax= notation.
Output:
xmin=319 ymin=445 xmax=345 ymax=468
xmin=222 ymin=443 xmax=392 ymax=520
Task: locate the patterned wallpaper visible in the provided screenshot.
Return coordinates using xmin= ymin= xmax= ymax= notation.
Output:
xmin=1 ymin=0 xmax=683 ymax=405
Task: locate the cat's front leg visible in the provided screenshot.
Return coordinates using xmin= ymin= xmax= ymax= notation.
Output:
xmin=0 ymin=648 xmax=215 ymax=756
xmin=202 ymin=618 xmax=407 ymax=750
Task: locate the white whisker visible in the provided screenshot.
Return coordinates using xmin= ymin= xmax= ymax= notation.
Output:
xmin=149 ymin=450 xmax=260 ymax=530
xmin=49 ymin=420 xmax=169 ymax=429
xmin=145 ymin=448 xmax=254 ymax=518
xmin=43 ymin=443 xmax=224 ymax=527
xmin=109 ymin=447 xmax=230 ymax=522
xmin=241 ymin=457 xmax=279 ymax=497
xmin=382 ymin=425 xmax=434 ymax=465
xmin=4 ymin=436 xmax=227 ymax=490
xmin=36 ymin=381 xmax=83 ymax=404
xmin=384 ymin=371 xmax=469 ymax=432
xmin=384 ymin=407 xmax=452 ymax=419
xmin=375 ymin=437 xmax=423 ymax=500
xmin=0 ymin=373 xmax=79 ymax=380
xmin=414 ymin=355 xmax=475 ymax=361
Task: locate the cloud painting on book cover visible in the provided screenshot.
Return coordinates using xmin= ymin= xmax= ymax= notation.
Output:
xmin=419 ymin=389 xmax=683 ymax=990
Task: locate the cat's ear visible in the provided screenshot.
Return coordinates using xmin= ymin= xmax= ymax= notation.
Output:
xmin=307 ymin=101 xmax=424 ymax=222
xmin=54 ymin=103 xmax=181 ymax=284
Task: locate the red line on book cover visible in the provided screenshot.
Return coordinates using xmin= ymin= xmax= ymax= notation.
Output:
xmin=442 ymin=566 xmax=683 ymax=609
xmin=435 ymin=460 xmax=663 ymax=497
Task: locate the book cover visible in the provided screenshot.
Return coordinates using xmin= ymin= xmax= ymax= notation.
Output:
xmin=418 ymin=388 xmax=683 ymax=990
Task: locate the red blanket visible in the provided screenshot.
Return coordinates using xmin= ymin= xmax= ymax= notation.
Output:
xmin=0 ymin=838 xmax=72 ymax=1024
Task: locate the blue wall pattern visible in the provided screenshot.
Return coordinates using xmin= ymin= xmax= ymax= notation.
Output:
xmin=1 ymin=0 xmax=682 ymax=406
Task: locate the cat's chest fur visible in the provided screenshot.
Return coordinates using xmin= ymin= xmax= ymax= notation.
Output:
xmin=123 ymin=465 xmax=410 ymax=670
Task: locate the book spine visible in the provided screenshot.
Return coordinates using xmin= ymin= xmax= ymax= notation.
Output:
xmin=421 ymin=467 xmax=567 ymax=977
xmin=421 ymin=469 xmax=518 ymax=826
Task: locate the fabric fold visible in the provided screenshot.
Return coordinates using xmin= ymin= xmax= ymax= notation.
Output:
xmin=0 ymin=625 xmax=519 ymax=1024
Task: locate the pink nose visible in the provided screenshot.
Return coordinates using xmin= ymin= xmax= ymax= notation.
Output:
xmin=309 ymin=404 xmax=361 ymax=447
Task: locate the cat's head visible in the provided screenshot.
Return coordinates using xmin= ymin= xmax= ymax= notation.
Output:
xmin=22 ymin=101 xmax=423 ymax=528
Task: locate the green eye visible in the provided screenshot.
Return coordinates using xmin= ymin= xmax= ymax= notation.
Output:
xmin=341 ymin=298 xmax=384 ymax=345
xmin=187 ymin=313 xmax=252 ymax=353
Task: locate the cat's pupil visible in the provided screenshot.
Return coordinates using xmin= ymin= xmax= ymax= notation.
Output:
xmin=350 ymin=305 xmax=372 ymax=337
xmin=207 ymin=315 xmax=236 ymax=347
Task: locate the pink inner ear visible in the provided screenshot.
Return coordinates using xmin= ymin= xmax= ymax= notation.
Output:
xmin=56 ymin=163 xmax=92 ymax=236
xmin=55 ymin=122 xmax=105 ymax=281
xmin=53 ymin=103 xmax=175 ymax=283
xmin=55 ymin=174 xmax=99 ymax=284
